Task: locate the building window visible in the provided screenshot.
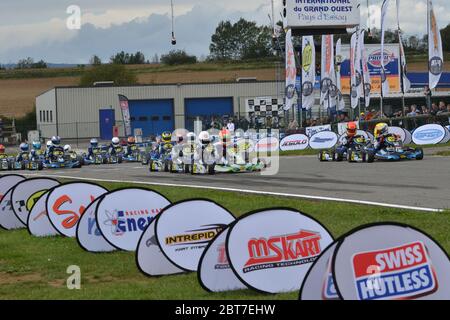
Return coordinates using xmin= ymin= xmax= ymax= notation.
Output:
xmin=46 ymin=111 xmax=49 ymax=123
xmin=43 ymin=110 xmax=46 ymax=122
xmin=40 ymin=111 xmax=43 ymax=122
xmin=50 ymin=111 xmax=53 ymax=122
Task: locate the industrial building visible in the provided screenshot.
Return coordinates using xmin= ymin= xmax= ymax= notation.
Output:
xmin=35 ymin=81 xmax=287 ymax=140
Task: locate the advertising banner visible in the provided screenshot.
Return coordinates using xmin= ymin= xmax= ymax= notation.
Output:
xmin=11 ymin=178 xmax=60 ymax=225
xmin=380 ymin=0 xmax=391 ymax=96
xmin=299 ymin=242 xmax=340 ymax=300
xmin=76 ymin=195 xmax=116 ymax=253
xmin=27 ymin=190 xmax=59 ymax=237
xmin=360 ymin=30 xmax=372 ymax=107
xmin=428 ymin=0 xmax=444 ymax=89
xmin=0 ymin=175 xmax=25 ymax=202
xmin=285 ymin=29 xmax=297 ymax=111
xmin=309 ymin=131 xmax=339 ymax=150
xmin=306 ymin=124 xmax=331 ymax=137
xmin=320 ymin=34 xmax=335 ymax=109
xmin=136 ymin=219 xmax=184 ymax=277
xmin=0 ymin=188 xmax=26 ymax=230
xmin=226 ymin=209 xmax=333 ymax=293
xmin=47 ymin=182 xmax=108 ymax=237
xmin=198 ymin=226 xmax=247 ymax=293
xmin=332 ymin=223 xmax=450 ymax=300
xmin=279 ymin=134 xmax=309 ymax=152
xmin=350 ymin=31 xmax=362 ymax=109
xmin=388 ymin=126 xmax=408 ymax=144
xmin=412 ymin=124 xmax=447 ymax=145
xmin=156 ymin=200 xmax=235 ymax=272
xmin=302 ymin=36 xmax=316 ymax=111
xmin=96 ymin=188 xmax=171 ymax=251
xmin=255 ymin=137 xmax=279 ymax=153
xmin=284 ymin=0 xmax=360 ymax=30
xmin=340 ymin=44 xmax=401 ymax=94
xmin=118 ymin=94 xmax=132 ymax=137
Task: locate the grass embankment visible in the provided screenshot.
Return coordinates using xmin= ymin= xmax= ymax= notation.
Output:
xmin=0 ymin=180 xmax=448 ymax=300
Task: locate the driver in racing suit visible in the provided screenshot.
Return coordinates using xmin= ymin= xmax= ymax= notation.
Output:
xmin=87 ymin=138 xmax=100 ymax=160
xmin=158 ymin=131 xmax=174 ymax=157
xmin=339 ymin=122 xmax=366 ymax=150
xmin=48 ymin=136 xmax=64 ymax=161
xmin=374 ymin=123 xmax=390 ymax=151
xmin=108 ymin=137 xmax=122 ymax=156
xmin=125 ymin=137 xmax=138 ymax=157
xmin=30 ymin=141 xmax=43 ymax=161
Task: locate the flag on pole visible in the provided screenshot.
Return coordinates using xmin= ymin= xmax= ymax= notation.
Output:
xmin=301 ymin=36 xmax=315 ymax=111
xmin=380 ymin=0 xmax=390 ymax=96
xmin=118 ymin=95 xmax=132 ymax=136
xmin=335 ymin=38 xmax=346 ymax=111
xmin=350 ymin=31 xmax=362 ymax=109
xmin=320 ymin=35 xmax=335 ymax=109
xmin=360 ymin=30 xmax=372 ymax=108
xmin=285 ymin=29 xmax=297 ymax=111
xmin=396 ymin=0 xmax=411 ymax=93
xmin=428 ymin=0 xmax=444 ymax=89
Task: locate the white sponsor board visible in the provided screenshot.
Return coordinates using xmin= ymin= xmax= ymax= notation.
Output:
xmin=0 ymin=175 xmax=26 ymax=230
xmin=404 ymin=129 xmax=412 ymax=145
xmin=27 ymin=190 xmax=59 ymax=237
xmin=279 ymin=134 xmax=309 ymax=152
xmin=11 ymin=178 xmax=60 ymax=225
xmin=299 ymin=242 xmax=340 ymax=300
xmin=309 ymin=131 xmax=339 ymax=150
xmin=412 ymin=124 xmax=446 ymax=145
xmin=255 ymin=137 xmax=279 ymax=153
xmin=76 ymin=195 xmax=116 ymax=253
xmin=226 ymin=209 xmax=334 ymax=293
xmin=47 ymin=182 xmax=108 ymax=237
xmin=96 ymin=188 xmax=171 ymax=251
xmin=136 ymin=219 xmax=184 ymax=277
xmin=198 ymin=226 xmax=247 ymax=292
xmin=333 ymin=223 xmax=450 ymax=300
xmin=284 ymin=0 xmax=360 ymax=30
xmin=0 ymin=175 xmax=25 ymax=202
xmin=388 ymin=127 xmax=407 ymax=144
xmin=441 ymin=126 xmax=450 ymax=144
xmin=306 ymin=125 xmax=331 ymax=137
xmin=156 ymin=200 xmax=235 ymax=272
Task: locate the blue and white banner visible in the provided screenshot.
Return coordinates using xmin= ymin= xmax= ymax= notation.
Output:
xmin=285 ymin=29 xmax=297 ymax=111
xmin=428 ymin=0 xmax=444 ymax=90
xmin=302 ymin=36 xmax=316 ymax=111
xmin=381 ymin=0 xmax=390 ymax=96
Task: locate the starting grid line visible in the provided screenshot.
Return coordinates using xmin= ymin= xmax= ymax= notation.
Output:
xmin=19 ymin=172 xmax=445 ymax=213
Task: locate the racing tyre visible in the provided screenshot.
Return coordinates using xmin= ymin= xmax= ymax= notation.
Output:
xmin=38 ymin=162 xmax=44 ymax=171
xmin=21 ymin=163 xmax=25 ymax=170
xmin=118 ymin=156 xmax=123 ymax=164
xmin=336 ymin=152 xmax=344 ymax=162
xmin=149 ymin=160 xmax=155 ymax=172
xmin=361 ymin=151 xmax=367 ymax=163
xmin=318 ymin=151 xmax=326 ymax=162
xmin=208 ymin=164 xmax=215 ymax=175
xmin=102 ymin=157 xmax=108 ymax=165
xmin=367 ymin=151 xmax=375 ymax=163
xmin=184 ymin=164 xmax=190 ymax=174
xmin=347 ymin=150 xmax=354 ymax=163
xmin=164 ymin=160 xmax=170 ymax=172
xmin=416 ymin=148 xmax=424 ymax=161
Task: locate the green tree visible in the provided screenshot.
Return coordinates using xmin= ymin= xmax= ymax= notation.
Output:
xmin=90 ymin=55 xmax=102 ymax=66
xmin=79 ymin=64 xmax=138 ymax=86
xmin=160 ymin=50 xmax=197 ymax=65
xmin=110 ymin=51 xmax=146 ymax=64
xmin=441 ymin=24 xmax=450 ymax=52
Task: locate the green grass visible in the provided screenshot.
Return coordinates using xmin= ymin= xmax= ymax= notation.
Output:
xmin=279 ymin=149 xmax=318 ymax=156
xmin=436 ymin=150 xmax=450 ymax=156
xmin=0 ymin=180 xmax=449 ymax=299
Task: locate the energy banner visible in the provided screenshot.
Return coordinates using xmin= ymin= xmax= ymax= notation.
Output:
xmin=340 ymin=44 xmax=401 ymax=94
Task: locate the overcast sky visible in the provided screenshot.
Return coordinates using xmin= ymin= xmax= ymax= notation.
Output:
xmin=0 ymin=0 xmax=448 ymax=64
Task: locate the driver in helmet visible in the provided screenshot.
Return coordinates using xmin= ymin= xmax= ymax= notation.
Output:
xmin=48 ymin=136 xmax=64 ymax=161
xmin=63 ymin=144 xmax=72 ymax=155
xmin=109 ymin=137 xmax=122 ymax=156
xmin=339 ymin=122 xmax=366 ymax=149
xmin=30 ymin=141 xmax=43 ymax=160
xmin=197 ymin=131 xmax=217 ymax=164
xmin=44 ymin=140 xmax=53 ymax=158
xmin=0 ymin=144 xmax=8 ymax=159
xmin=125 ymin=136 xmax=137 ymax=157
xmin=87 ymin=138 xmax=99 ymax=160
xmin=171 ymin=132 xmax=186 ymax=160
xmin=217 ymin=128 xmax=231 ymax=165
xmin=374 ymin=123 xmax=390 ymax=151
xmin=159 ymin=131 xmax=174 ymax=156
xmin=16 ymin=143 xmax=30 ymax=162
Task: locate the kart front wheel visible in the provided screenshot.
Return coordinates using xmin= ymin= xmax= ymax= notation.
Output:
xmin=208 ymin=164 xmax=215 ymax=175
xmin=367 ymin=151 xmax=375 ymax=163
xmin=318 ymin=151 xmax=326 ymax=162
xmin=416 ymin=148 xmax=424 ymax=161
xmin=149 ymin=160 xmax=155 ymax=172
xmin=184 ymin=164 xmax=190 ymax=174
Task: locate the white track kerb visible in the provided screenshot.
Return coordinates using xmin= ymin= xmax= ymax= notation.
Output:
xmin=17 ymin=173 xmax=444 ymax=213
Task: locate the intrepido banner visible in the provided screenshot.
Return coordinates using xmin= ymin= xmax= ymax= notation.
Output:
xmin=0 ymin=175 xmax=26 ymax=230
xmin=156 ymin=200 xmax=235 ymax=272
xmin=198 ymin=225 xmax=247 ymax=293
xmin=27 ymin=189 xmax=59 ymax=237
xmin=11 ymin=178 xmax=60 ymax=225
xmin=96 ymin=188 xmax=171 ymax=251
xmin=279 ymin=134 xmax=309 ymax=152
xmin=136 ymin=219 xmax=184 ymax=277
xmin=47 ymin=182 xmax=108 ymax=237
xmin=76 ymin=195 xmax=116 ymax=253
xmin=299 ymin=241 xmax=340 ymax=300
xmin=332 ymin=223 xmax=450 ymax=300
xmin=226 ymin=209 xmax=334 ymax=294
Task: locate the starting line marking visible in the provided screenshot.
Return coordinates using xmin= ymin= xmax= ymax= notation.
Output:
xmin=15 ymin=172 xmax=445 ymax=213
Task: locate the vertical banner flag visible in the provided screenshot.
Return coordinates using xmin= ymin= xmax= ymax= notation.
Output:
xmin=335 ymin=38 xmax=346 ymax=111
xmin=302 ymin=36 xmax=315 ymax=111
xmin=380 ymin=0 xmax=390 ymax=96
xmin=396 ymin=0 xmax=411 ymax=92
xmin=118 ymin=95 xmax=132 ymax=136
xmin=320 ymin=35 xmax=335 ymax=109
xmin=360 ymin=30 xmax=372 ymax=108
xmin=350 ymin=31 xmax=362 ymax=109
xmin=428 ymin=0 xmax=443 ymax=89
xmin=285 ymin=29 xmax=297 ymax=111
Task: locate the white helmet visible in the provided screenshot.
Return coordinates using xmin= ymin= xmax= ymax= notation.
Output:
xmin=198 ymin=131 xmax=210 ymax=144
xmin=64 ymin=145 xmax=71 ymax=152
xmin=112 ymin=137 xmax=120 ymax=145
xmin=46 ymin=140 xmax=52 ymax=148
xmin=187 ymin=132 xmax=195 ymax=141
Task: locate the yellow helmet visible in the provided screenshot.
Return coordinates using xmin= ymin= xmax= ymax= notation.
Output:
xmin=161 ymin=131 xmax=172 ymax=143
xmin=374 ymin=123 xmax=388 ymax=138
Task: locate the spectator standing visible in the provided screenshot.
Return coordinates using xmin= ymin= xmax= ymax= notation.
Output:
xmin=407 ymin=105 xmax=418 ymax=117
xmin=430 ymin=103 xmax=439 ymax=116
xmin=226 ymin=118 xmax=235 ymax=133
xmin=437 ymin=101 xmax=446 ymax=115
xmin=424 ymin=86 xmax=432 ymax=110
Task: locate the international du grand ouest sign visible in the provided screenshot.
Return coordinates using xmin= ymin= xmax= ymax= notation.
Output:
xmin=285 ymin=0 xmax=360 ymax=30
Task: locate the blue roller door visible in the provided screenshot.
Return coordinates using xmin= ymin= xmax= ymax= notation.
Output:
xmin=185 ymin=97 xmax=233 ymax=131
xmin=128 ymin=99 xmax=174 ymax=137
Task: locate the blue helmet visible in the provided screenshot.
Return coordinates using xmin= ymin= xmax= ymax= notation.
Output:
xmin=32 ymin=141 xmax=41 ymax=150
xmin=51 ymin=136 xmax=61 ymax=146
xmin=20 ymin=143 xmax=29 ymax=152
xmin=90 ymin=138 xmax=98 ymax=147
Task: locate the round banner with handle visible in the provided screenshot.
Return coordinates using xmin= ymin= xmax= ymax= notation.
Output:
xmin=226 ymin=208 xmax=334 ymax=294
xmin=96 ymin=188 xmax=171 ymax=251
xmin=332 ymin=223 xmax=450 ymax=300
xmin=412 ymin=124 xmax=446 ymax=145
xmin=0 ymin=174 xmax=25 ymax=202
xmin=155 ymin=199 xmax=235 ymax=272
xmin=279 ymin=134 xmax=309 ymax=151
xmin=309 ymin=131 xmax=338 ymax=150
xmin=47 ymin=182 xmax=108 ymax=237
xmin=11 ymin=178 xmax=60 ymax=225
xmin=27 ymin=189 xmax=59 ymax=237
xmin=388 ymin=127 xmax=407 ymax=144
xmin=0 ymin=175 xmax=26 ymax=230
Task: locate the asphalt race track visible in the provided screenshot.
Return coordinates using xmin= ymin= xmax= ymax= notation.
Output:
xmin=8 ymin=156 xmax=450 ymax=211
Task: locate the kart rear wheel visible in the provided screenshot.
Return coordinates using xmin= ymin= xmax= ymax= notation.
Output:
xmin=118 ymin=156 xmax=123 ymax=164
xmin=208 ymin=164 xmax=215 ymax=175
xmin=347 ymin=150 xmax=354 ymax=163
xmin=38 ymin=162 xmax=44 ymax=171
xmin=184 ymin=164 xmax=190 ymax=174
xmin=416 ymin=148 xmax=424 ymax=160
xmin=149 ymin=160 xmax=155 ymax=172
xmin=164 ymin=160 xmax=170 ymax=172
xmin=318 ymin=151 xmax=326 ymax=162
xmin=367 ymin=151 xmax=375 ymax=163
xmin=361 ymin=151 xmax=367 ymax=163
xmin=102 ymin=157 xmax=108 ymax=165
xmin=336 ymin=152 xmax=343 ymax=162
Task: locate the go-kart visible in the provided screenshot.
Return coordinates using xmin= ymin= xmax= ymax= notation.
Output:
xmin=44 ymin=150 xmax=82 ymax=169
xmin=27 ymin=153 xmax=45 ymax=171
xmin=366 ymin=135 xmax=424 ymax=163
xmin=319 ymin=136 xmax=369 ymax=163
xmin=12 ymin=153 xmax=30 ymax=170
xmin=124 ymin=144 xmax=142 ymax=162
xmin=0 ymin=155 xmax=12 ymax=171
xmin=190 ymin=161 xmax=216 ymax=175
